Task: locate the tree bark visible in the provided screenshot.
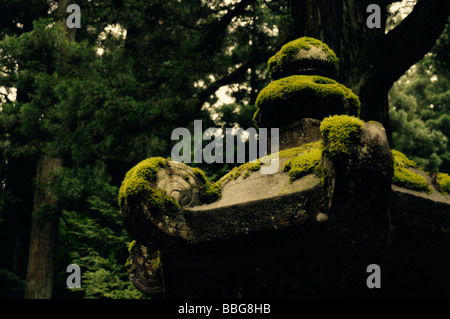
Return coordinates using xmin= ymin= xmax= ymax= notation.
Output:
xmin=56 ymin=0 xmax=77 ymax=42
xmin=24 ymin=155 xmax=62 ymax=299
xmin=24 ymin=0 xmax=75 ymax=299
xmin=290 ymin=0 xmax=450 ymax=141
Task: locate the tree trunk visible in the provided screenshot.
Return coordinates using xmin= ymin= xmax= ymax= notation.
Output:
xmin=24 ymin=155 xmax=62 ymax=299
xmin=24 ymin=0 xmax=76 ymax=299
xmin=56 ymin=0 xmax=77 ymax=41
xmin=290 ymin=0 xmax=449 ymax=142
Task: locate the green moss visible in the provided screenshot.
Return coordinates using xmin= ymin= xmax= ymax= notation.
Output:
xmin=254 ymin=75 xmax=360 ymax=126
xmin=217 ymin=159 xmax=263 ymax=184
xmin=391 ymin=149 xmax=417 ymax=168
xmin=320 ymin=115 xmax=364 ymax=158
xmin=275 ymin=141 xmax=323 ymax=160
xmin=192 ymin=167 xmax=208 ymax=184
xmin=268 ymin=37 xmax=339 ymax=79
xmin=189 ymin=167 xmax=222 ymax=204
xmin=149 ymin=250 xmax=162 ymax=272
xmin=436 ymin=172 xmax=450 ymax=194
xmin=125 ymin=257 xmax=131 ymax=268
xmin=216 ymin=142 xmax=323 ymax=185
xmin=128 ymin=240 xmax=136 ymax=254
xmin=201 ymin=182 xmax=222 ymax=204
xmin=391 ymin=150 xmax=431 ymax=193
xmin=118 ymin=157 xmax=181 ymax=216
xmin=247 ymin=161 xmax=262 ymax=171
xmin=147 ymin=188 xmax=180 ymax=216
xmin=283 ymin=146 xmax=323 ymax=182
xmin=226 ymin=160 xmax=262 ymax=181
xmin=125 ymin=240 xmax=137 ymax=268
xmin=393 ymin=167 xmax=431 ymax=193
xmin=119 ymin=157 xmax=167 ymax=206
xmin=256 ymin=75 xmax=358 ymax=108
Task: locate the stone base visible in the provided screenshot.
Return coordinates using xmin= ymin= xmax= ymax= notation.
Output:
xmin=267 ymin=118 xmax=322 ymax=151
xmin=139 ymin=222 xmax=450 ymax=299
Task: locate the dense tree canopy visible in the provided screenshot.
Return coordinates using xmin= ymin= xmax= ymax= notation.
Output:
xmin=0 ymin=0 xmax=448 ymax=298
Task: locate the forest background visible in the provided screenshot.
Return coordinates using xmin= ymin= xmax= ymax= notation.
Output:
xmin=0 ymin=0 xmax=448 ymax=298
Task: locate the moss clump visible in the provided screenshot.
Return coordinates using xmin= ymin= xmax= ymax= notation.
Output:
xmin=391 ymin=149 xmax=417 ymax=168
xmin=254 ymin=75 xmax=360 ymax=127
xmin=119 ymin=157 xmax=181 ymax=216
xmin=274 ymin=141 xmax=323 ymax=160
xmin=320 ymin=115 xmax=364 ymax=159
xmin=283 ymin=146 xmax=323 ymax=182
xmin=192 ymin=167 xmax=208 ymax=184
xmin=119 ymin=157 xmax=167 ymax=206
xmin=215 ymin=142 xmax=324 ymax=185
xmin=149 ymin=250 xmax=162 ymax=272
xmin=436 ymin=173 xmax=450 ymax=194
xmin=393 ymin=167 xmax=431 ymax=193
xmin=268 ymin=37 xmax=339 ymax=79
xmin=237 ymin=160 xmax=262 ymax=179
xmin=391 ymin=150 xmax=431 ymax=193
xmin=247 ymin=161 xmax=262 ymax=171
xmin=217 ymin=159 xmax=263 ymax=184
xmin=125 ymin=240 xmax=137 ymax=268
xmin=201 ymin=182 xmax=222 ymax=204
xmin=128 ymin=240 xmax=136 ymax=254
xmin=256 ymin=75 xmax=359 ymax=113
xmin=147 ymin=188 xmax=180 ymax=217
xmin=189 ymin=167 xmax=222 ymax=204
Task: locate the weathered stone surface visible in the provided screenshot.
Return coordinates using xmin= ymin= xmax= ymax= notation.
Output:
xmin=121 ymin=155 xmax=327 ymax=247
xmin=122 ymin=126 xmax=450 ymax=298
xmin=323 ymin=121 xmax=393 ymax=231
xmin=127 ymin=242 xmax=164 ymax=296
xmin=120 ymin=160 xmax=205 ymax=247
xmin=183 ymin=172 xmax=325 ymax=244
xmin=390 ymin=185 xmax=450 ymax=234
xmin=268 ymin=118 xmax=322 ymax=151
xmin=119 ymin=36 xmax=450 ymax=299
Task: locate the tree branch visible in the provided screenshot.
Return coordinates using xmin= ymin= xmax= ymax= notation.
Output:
xmin=197 ymin=0 xmax=256 ymax=52
xmin=195 ymin=29 xmax=296 ymax=106
xmin=364 ymin=0 xmax=450 ymax=94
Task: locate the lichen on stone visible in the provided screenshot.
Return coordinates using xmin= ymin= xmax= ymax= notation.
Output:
xmin=391 ymin=150 xmax=431 ymax=193
xmin=119 ymin=157 xmax=168 ymax=206
xmin=283 ymin=144 xmax=323 ymax=182
xmin=436 ymin=172 xmax=450 ymax=194
xmin=148 ymin=250 xmax=162 ymax=272
xmin=320 ymin=115 xmax=364 ymax=159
